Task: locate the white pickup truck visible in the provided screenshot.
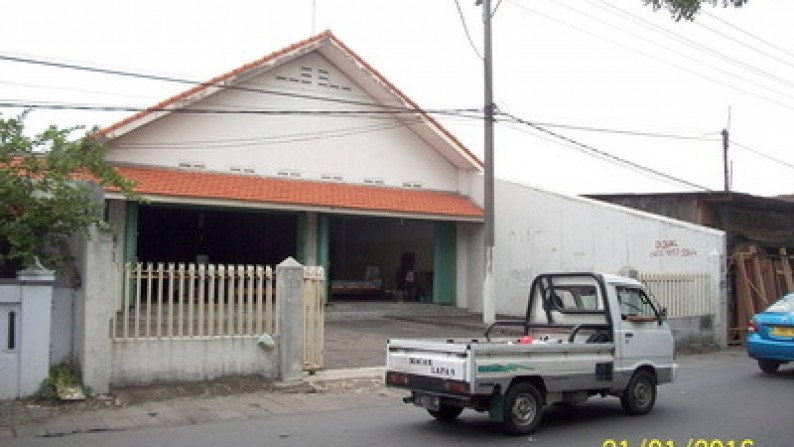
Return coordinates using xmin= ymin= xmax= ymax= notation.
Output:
xmin=385 ymin=272 xmax=677 ymax=435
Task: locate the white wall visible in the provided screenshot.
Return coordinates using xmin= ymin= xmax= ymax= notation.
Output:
xmin=460 ymin=176 xmax=725 ymax=337
xmin=106 ymin=52 xmax=461 ymax=193
xmin=111 ymin=338 xmax=277 ymax=386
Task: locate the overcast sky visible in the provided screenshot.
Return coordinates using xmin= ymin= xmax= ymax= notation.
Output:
xmin=2 ymin=0 xmax=793 ymax=197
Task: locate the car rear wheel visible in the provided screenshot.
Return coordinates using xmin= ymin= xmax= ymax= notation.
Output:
xmin=502 ymin=382 xmax=543 ymax=435
xmin=621 ymin=370 xmax=656 ymax=415
xmin=428 ymin=404 xmax=464 ymax=421
xmin=758 ymin=359 xmax=781 ymax=374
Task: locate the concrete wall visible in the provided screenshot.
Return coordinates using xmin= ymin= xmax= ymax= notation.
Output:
xmin=460 ymin=176 xmax=727 ymax=346
xmin=51 ymin=288 xmax=74 ymax=365
xmin=111 ymin=339 xmax=278 ymax=386
xmin=105 ymin=52 xmax=462 ymax=194
xmin=0 ymin=273 xmax=55 ymax=399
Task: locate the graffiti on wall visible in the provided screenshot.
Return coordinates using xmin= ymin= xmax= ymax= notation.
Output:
xmin=650 ymin=239 xmax=698 ymax=258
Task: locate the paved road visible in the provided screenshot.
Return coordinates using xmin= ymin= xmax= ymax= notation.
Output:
xmin=4 ymin=348 xmax=790 ymax=446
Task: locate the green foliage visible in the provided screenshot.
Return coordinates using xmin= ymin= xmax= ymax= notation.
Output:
xmin=0 ymin=111 xmax=137 ymax=275
xmin=33 ymin=362 xmax=85 ymax=401
xmin=644 ymin=0 xmax=749 ymax=21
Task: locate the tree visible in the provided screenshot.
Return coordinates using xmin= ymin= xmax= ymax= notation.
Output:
xmin=0 ymin=112 xmax=137 ymax=277
xmin=644 ymin=0 xmax=749 ymax=21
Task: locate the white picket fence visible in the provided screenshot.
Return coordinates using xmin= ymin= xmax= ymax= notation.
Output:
xmin=640 ymin=272 xmax=712 ymax=317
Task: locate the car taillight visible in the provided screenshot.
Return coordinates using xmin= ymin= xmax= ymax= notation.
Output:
xmin=386 ymin=372 xmax=409 ymax=385
xmin=748 ymin=319 xmax=759 ymax=333
xmin=443 ymin=380 xmax=469 ymax=394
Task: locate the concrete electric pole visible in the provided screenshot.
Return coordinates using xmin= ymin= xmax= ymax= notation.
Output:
xmin=478 ymin=0 xmax=496 ymax=324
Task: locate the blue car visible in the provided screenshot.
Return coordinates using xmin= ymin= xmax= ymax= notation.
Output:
xmin=747 ymin=293 xmax=794 ymax=373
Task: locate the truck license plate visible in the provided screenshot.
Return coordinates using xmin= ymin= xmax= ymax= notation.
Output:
xmin=414 ymin=393 xmax=440 ymax=411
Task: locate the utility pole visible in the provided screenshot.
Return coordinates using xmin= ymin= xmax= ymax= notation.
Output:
xmin=721 ymin=128 xmax=730 ymax=192
xmin=478 ymin=0 xmax=496 ymax=324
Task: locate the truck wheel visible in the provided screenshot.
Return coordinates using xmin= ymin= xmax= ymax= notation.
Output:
xmin=502 ymin=382 xmax=543 ymax=435
xmin=621 ymin=370 xmax=656 ymax=415
xmin=428 ymin=404 xmax=464 ymax=422
xmin=758 ymin=359 xmax=781 ymax=374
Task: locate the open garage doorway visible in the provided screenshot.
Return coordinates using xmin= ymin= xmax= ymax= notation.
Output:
xmin=135 ymin=205 xmax=297 ymax=266
xmin=327 ymin=216 xmax=441 ymax=303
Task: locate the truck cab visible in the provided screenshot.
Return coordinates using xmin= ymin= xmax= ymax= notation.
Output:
xmin=385 ymin=272 xmax=677 ymax=435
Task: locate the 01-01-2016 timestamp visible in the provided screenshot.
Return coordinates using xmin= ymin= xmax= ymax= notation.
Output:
xmin=603 ymin=439 xmax=755 ymax=447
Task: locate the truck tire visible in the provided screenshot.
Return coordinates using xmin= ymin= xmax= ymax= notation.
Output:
xmin=502 ymin=382 xmax=543 ymax=435
xmin=621 ymin=370 xmax=656 ymax=415
xmin=428 ymin=404 xmax=464 ymax=422
xmin=757 ymin=359 xmax=781 ymax=374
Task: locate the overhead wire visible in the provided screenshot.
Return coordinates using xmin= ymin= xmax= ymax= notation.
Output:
xmin=499 ymin=111 xmax=712 ymax=191
xmin=454 ymin=0 xmax=483 ymax=60
xmin=536 ymin=0 xmax=794 ymax=105
xmin=503 ymin=0 xmax=794 ymax=112
xmin=586 ymin=0 xmax=794 ymax=94
xmin=0 ymin=53 xmax=437 ymax=113
xmin=731 ymin=141 xmax=794 ymax=172
xmin=702 ymin=10 xmax=794 ymax=67
xmin=114 ymin=119 xmax=426 ymax=149
xmin=0 ymin=100 xmax=483 ymax=119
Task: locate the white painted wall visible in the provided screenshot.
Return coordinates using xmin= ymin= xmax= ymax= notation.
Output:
xmin=111 ymin=338 xmax=277 ymax=386
xmin=459 ymin=176 xmax=726 ymax=346
xmin=106 ymin=52 xmax=462 ymax=193
xmin=491 ymin=179 xmax=725 ymax=317
xmin=0 ymin=273 xmax=55 ymax=399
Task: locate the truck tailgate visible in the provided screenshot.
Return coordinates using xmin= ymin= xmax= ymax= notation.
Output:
xmin=387 ymin=338 xmax=472 ymax=382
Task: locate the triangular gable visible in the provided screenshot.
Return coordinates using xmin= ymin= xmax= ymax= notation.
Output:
xmin=97 ymin=31 xmax=483 ymax=171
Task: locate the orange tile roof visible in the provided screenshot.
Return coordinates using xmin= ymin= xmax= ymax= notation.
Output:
xmin=113 ymin=165 xmax=484 ymax=220
xmin=96 ymin=30 xmax=483 ymax=170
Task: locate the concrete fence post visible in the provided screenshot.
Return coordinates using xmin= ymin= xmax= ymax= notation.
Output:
xmin=276 ymin=257 xmax=305 ymax=382
xmin=75 ymin=226 xmax=114 ymax=394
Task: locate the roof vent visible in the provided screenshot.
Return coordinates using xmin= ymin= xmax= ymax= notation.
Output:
xmin=364 ymin=178 xmax=385 ymax=186
xmin=321 ymin=173 xmax=344 ymax=182
xmin=402 ymin=181 xmax=423 ymax=189
xmin=230 ymin=166 xmax=255 ymax=174
xmin=278 ymin=169 xmax=301 ymax=178
xmin=178 ymin=161 xmax=206 ymax=170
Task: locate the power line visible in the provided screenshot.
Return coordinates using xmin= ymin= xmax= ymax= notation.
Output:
xmin=500 ymin=111 xmax=712 ymax=191
xmin=114 ymin=120 xmax=423 ymax=149
xmin=0 ymin=53 xmax=434 ymax=113
xmin=504 ymin=0 xmax=794 ymax=112
xmin=703 ymin=10 xmax=794 ymax=66
xmin=0 ymin=100 xmax=483 ymax=119
xmin=732 ymin=140 xmax=794 ymax=171
xmin=454 ymin=0 xmax=483 ymax=59
xmin=499 ymin=117 xmax=718 ymax=141
xmin=587 ymin=0 xmax=794 ymax=94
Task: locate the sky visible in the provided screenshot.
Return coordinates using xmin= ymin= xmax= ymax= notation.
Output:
xmin=2 ymin=0 xmax=793 ymax=197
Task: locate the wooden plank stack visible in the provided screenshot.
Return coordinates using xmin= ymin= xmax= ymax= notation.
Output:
xmin=729 ymin=246 xmax=794 ymax=345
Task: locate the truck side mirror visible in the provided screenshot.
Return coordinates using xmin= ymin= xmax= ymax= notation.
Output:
xmin=658 ymin=307 xmax=668 ymax=325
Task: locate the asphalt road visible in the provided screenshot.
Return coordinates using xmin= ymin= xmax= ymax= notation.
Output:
xmin=6 ymin=350 xmax=791 ymax=447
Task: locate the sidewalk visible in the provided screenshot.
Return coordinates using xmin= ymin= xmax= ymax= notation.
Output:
xmin=0 ymin=312 xmax=735 ymax=440
xmin=0 ymin=313 xmax=488 ymax=440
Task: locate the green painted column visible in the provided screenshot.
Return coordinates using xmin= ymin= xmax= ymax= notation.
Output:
xmin=433 ymin=221 xmax=457 ymax=305
xmin=318 ymin=215 xmax=331 ymax=304
xmin=296 ymin=213 xmax=307 ymax=264
xmin=124 ymin=202 xmax=139 ymax=264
